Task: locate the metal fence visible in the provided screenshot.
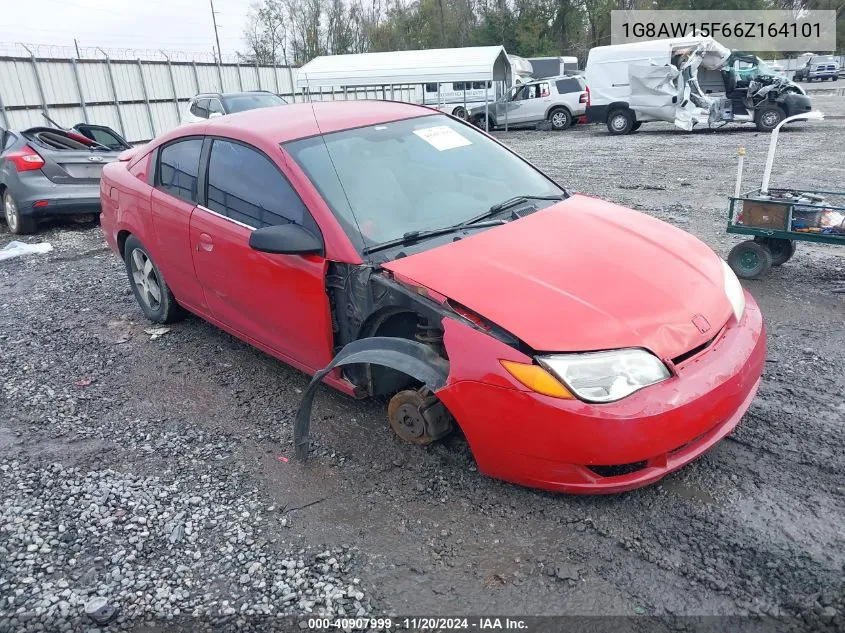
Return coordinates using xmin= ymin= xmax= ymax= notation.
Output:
xmin=0 ymin=52 xmax=417 ymax=144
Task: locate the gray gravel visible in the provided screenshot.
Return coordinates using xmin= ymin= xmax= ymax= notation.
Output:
xmin=0 ymin=95 xmax=843 ymax=631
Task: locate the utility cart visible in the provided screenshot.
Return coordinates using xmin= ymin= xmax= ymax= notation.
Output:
xmin=726 ymin=112 xmax=845 ymax=279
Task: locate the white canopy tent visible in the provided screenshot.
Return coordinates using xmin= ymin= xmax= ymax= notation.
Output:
xmin=296 ymin=46 xmax=514 ymax=130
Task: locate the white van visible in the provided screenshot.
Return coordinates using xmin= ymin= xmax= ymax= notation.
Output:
xmin=585 ymin=37 xmax=811 ymax=134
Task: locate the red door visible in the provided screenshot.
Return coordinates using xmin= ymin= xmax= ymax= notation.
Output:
xmin=188 ymin=138 xmax=334 ymax=372
xmin=150 ymin=138 xmax=207 ymax=313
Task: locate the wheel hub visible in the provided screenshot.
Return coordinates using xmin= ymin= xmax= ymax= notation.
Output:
xmin=612 ymin=116 xmax=626 ymax=130
xmin=394 ymin=403 xmax=426 ymax=439
xmin=387 ymin=389 xmax=453 ymax=446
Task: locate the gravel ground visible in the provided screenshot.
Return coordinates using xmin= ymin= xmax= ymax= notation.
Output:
xmin=1 ymin=95 xmax=843 ymax=632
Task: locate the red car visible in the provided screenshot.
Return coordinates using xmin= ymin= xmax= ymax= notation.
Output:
xmin=100 ymin=101 xmax=765 ymax=494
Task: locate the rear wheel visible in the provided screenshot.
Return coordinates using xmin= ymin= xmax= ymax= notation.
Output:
xmin=549 ymin=107 xmax=571 ymax=130
xmin=728 ymin=240 xmax=773 ymax=280
xmin=123 ymin=235 xmax=184 ymax=323
xmin=3 ymin=191 xmax=37 ymax=235
xmin=607 ymin=109 xmax=635 ymax=135
xmin=754 ymin=237 xmax=796 ymax=266
xmin=451 ymin=106 xmax=467 ymax=120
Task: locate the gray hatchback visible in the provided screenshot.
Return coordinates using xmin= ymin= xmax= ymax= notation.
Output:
xmin=1 ymin=124 xmax=130 ymax=234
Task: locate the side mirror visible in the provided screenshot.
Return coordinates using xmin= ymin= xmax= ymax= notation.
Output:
xmin=249 ymin=223 xmax=323 ymax=256
xmin=209 ymin=111 xmax=223 ymax=119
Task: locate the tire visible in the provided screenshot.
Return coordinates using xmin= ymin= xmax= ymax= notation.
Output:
xmin=728 ymin=240 xmax=773 ymax=280
xmin=472 ymin=114 xmax=495 ymax=130
xmin=548 ymin=107 xmax=571 ymax=131
xmin=452 ymin=106 xmax=467 ymax=120
xmin=754 ymin=237 xmax=796 ymax=266
xmin=632 ymin=121 xmax=643 ymax=131
xmin=3 ymin=190 xmax=37 ymax=235
xmin=607 ymin=109 xmax=635 ymax=135
xmin=123 ymin=235 xmax=184 ymax=323
xmin=755 ymin=104 xmax=785 ymax=132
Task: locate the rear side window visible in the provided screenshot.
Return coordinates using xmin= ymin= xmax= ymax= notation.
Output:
xmin=555 ymin=78 xmax=581 ymax=93
xmin=206 ymin=139 xmax=315 ymax=231
xmin=157 ymin=138 xmax=203 ymax=203
xmin=190 ymin=99 xmax=210 ymax=118
xmin=3 ymin=131 xmax=16 ymax=150
xmin=208 ymin=99 xmax=225 ymax=115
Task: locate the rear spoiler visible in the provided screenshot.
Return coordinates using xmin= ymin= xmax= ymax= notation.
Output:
xmin=117 ymin=144 xmax=145 ymax=162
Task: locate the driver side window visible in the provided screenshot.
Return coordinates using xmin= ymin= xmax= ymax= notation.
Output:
xmin=206 ymin=139 xmax=318 ymax=233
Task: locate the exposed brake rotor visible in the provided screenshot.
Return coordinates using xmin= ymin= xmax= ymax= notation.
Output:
xmin=387 ymin=387 xmax=453 ymax=445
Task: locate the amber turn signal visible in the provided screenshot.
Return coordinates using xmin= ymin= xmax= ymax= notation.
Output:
xmin=500 ymin=360 xmax=574 ymax=399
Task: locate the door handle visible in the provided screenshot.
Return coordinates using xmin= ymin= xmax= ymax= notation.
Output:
xmin=197 ymin=232 xmax=214 ymax=252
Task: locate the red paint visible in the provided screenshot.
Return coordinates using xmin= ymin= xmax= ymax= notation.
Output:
xmin=436 ymin=296 xmax=765 ymax=494
xmin=385 ymin=195 xmax=732 ymax=360
xmin=188 ymin=207 xmax=334 ymax=371
xmin=100 ymin=101 xmax=767 ymax=495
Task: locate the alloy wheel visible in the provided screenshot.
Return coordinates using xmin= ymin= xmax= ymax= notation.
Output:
xmin=130 ymin=248 xmax=162 ymax=311
xmin=4 ymin=193 xmax=18 ymax=233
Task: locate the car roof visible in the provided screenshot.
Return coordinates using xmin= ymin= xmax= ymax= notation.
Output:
xmin=193 ymin=90 xmax=275 ymax=99
xmin=203 ymin=100 xmax=437 ymax=143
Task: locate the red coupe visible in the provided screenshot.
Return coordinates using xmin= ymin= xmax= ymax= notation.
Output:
xmin=100 ymin=101 xmax=765 ymax=494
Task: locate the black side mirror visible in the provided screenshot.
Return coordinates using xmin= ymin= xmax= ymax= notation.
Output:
xmin=249 ymin=224 xmax=323 ymax=256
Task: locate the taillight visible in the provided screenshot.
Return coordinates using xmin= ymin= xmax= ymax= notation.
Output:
xmin=579 ymin=92 xmax=588 ymax=103
xmin=584 ymin=86 xmax=591 ymax=107
xmin=7 ymin=145 xmax=45 ymax=172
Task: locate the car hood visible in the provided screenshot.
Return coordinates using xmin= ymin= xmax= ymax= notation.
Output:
xmin=383 ymin=194 xmax=733 ymax=360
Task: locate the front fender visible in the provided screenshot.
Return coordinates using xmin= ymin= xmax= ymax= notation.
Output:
xmin=294 ymin=337 xmax=449 ymax=459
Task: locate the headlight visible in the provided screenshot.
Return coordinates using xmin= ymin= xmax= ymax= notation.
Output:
xmin=537 ymin=349 xmax=670 ymax=403
xmin=721 ymin=259 xmax=746 ymax=321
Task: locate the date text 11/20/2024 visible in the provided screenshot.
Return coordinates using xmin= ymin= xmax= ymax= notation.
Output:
xmin=306 ymin=617 xmax=528 ymax=630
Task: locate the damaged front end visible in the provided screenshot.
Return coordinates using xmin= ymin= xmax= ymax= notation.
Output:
xmin=629 ymin=42 xmax=810 ymax=132
xmin=293 ymin=262 xmax=521 ymax=459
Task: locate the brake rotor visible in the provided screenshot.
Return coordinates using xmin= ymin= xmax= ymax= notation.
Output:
xmin=387 ymin=390 xmax=433 ymax=445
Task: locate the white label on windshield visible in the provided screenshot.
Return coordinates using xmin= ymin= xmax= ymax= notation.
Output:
xmin=413 ymin=125 xmax=472 ymax=151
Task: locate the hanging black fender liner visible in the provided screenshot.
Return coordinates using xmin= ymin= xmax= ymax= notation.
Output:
xmin=294 ymin=337 xmax=450 ymax=460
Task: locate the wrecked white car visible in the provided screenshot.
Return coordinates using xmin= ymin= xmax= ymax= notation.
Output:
xmin=585 ymin=37 xmax=812 ymax=134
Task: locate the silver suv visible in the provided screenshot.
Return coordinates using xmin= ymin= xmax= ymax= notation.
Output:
xmin=181 ymin=91 xmax=287 ymax=125
xmin=470 ymin=75 xmax=588 ymax=131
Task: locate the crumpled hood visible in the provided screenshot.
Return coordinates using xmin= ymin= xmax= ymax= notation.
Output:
xmin=383 ymin=194 xmax=733 ymax=359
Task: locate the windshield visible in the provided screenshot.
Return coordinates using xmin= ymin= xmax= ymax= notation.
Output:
xmin=284 ymin=114 xmax=563 ymax=251
xmin=222 ymin=93 xmax=286 ymax=113
xmin=753 ymin=58 xmax=784 ymax=77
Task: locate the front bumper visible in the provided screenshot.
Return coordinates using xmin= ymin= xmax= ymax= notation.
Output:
xmin=437 ymin=292 xmax=766 ymax=494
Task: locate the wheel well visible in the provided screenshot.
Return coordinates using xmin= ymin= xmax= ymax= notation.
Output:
xmin=353 ymin=309 xmax=445 ymax=396
xmin=546 ymin=105 xmax=571 ymax=119
xmin=117 ymin=230 xmax=131 ymax=258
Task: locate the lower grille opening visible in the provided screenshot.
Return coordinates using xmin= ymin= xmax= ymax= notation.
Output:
xmin=588 ymin=461 xmax=648 ymax=478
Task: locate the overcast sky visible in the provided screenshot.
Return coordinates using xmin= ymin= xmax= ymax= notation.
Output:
xmin=0 ymin=0 xmax=253 ymax=57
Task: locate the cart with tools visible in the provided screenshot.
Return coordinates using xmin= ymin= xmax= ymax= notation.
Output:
xmin=726 ymin=112 xmax=845 ymax=280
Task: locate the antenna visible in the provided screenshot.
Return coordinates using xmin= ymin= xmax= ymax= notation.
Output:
xmin=293 ymin=71 xmax=366 ymax=462
xmin=209 ymin=0 xmax=222 ymax=64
